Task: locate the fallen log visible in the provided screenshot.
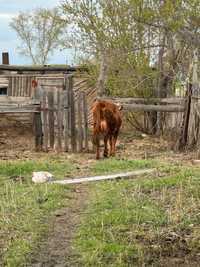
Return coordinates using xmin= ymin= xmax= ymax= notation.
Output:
xmin=50 ymin=169 xmax=155 ymax=185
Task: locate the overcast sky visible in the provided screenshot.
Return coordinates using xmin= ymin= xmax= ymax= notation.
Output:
xmin=0 ymin=0 xmax=75 ymax=65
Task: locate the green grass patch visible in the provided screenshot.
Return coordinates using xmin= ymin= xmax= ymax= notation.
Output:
xmin=0 ymin=158 xmax=74 ymax=267
xmin=0 ymin=158 xmax=74 ymax=180
xmin=74 ymin=162 xmax=200 ymax=266
xmin=90 ymin=158 xmax=157 ymax=175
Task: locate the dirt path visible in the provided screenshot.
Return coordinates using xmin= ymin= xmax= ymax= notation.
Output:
xmin=30 ymin=186 xmax=87 ymax=267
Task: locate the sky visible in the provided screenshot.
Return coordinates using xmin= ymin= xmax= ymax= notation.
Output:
xmin=0 ymin=0 xmax=75 ymax=65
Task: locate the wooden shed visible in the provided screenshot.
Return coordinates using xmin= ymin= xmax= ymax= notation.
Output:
xmin=0 ymin=64 xmax=96 ymax=127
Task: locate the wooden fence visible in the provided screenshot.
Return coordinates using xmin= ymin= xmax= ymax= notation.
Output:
xmin=0 ymin=75 xmax=89 ymax=153
xmin=37 ymin=80 xmax=89 ymax=153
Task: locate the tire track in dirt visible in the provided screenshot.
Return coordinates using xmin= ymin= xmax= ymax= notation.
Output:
xmin=30 ymin=185 xmax=87 ymax=267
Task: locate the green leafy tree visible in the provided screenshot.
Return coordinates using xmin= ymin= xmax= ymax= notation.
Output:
xmin=10 ymin=8 xmax=67 ymax=65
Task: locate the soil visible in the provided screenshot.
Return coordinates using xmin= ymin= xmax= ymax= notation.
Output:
xmin=30 ymin=185 xmax=87 ymax=267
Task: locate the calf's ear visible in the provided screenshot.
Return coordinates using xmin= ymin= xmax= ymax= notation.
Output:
xmin=116 ymin=103 xmax=123 ymax=111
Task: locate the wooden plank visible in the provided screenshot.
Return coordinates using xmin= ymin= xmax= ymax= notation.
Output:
xmin=63 ymin=89 xmax=69 ymax=152
xmin=19 ymin=76 xmax=22 ymax=96
xmin=82 ymin=92 xmax=89 ymax=151
xmin=27 ymin=76 xmax=31 ymax=96
xmin=33 ymin=87 xmax=43 ymax=151
xmin=69 ymin=76 xmax=77 ymax=152
xmin=42 ymin=91 xmax=48 ymax=152
xmin=98 ymin=96 xmax=185 ymax=105
xmin=57 ymin=90 xmax=63 ymax=151
xmin=16 ymin=76 xmax=20 ymax=96
xmin=0 ymin=77 xmax=9 ymax=84
xmin=12 ymin=76 xmax=16 ymax=96
xmin=24 ymin=76 xmax=28 ymax=97
xmin=48 ymin=91 xmax=55 ymax=149
xmin=34 ymin=112 xmax=43 ymax=151
xmin=77 ymin=92 xmax=83 ymax=152
xmin=123 ymin=103 xmax=185 ymax=112
xmin=21 ymin=76 xmax=24 ymax=96
xmin=7 ymin=77 xmax=12 ymax=96
xmin=0 ymin=96 xmax=33 ymax=102
xmin=0 ymin=110 xmax=39 ymax=113
xmin=11 ymin=77 xmax=15 ymax=96
xmin=0 ymin=65 xmax=87 ymax=72
xmin=38 ymin=80 xmax=64 ymax=86
xmin=0 ymin=104 xmax=40 ymax=108
xmin=50 ymin=169 xmax=155 ymax=185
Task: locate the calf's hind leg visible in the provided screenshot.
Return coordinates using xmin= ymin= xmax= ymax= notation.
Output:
xmin=109 ymin=132 xmax=119 ymax=157
xmin=94 ymin=136 xmax=100 ymax=160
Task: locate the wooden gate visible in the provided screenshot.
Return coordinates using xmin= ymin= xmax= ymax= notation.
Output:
xmin=35 ymin=75 xmax=89 ymax=153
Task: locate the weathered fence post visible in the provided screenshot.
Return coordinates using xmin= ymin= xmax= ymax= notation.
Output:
xmin=48 ymin=91 xmax=55 ymax=149
xmin=68 ymin=76 xmax=77 ymax=152
xmin=42 ymin=91 xmax=48 ymax=152
xmin=62 ymin=74 xmax=69 ymax=152
xmin=33 ymin=86 xmax=43 ymax=151
xmin=82 ymin=92 xmax=89 ymax=152
xmin=176 ymin=83 xmax=192 ymax=151
xmin=57 ymin=90 xmax=63 ymax=151
xmin=77 ymin=92 xmax=84 ymax=152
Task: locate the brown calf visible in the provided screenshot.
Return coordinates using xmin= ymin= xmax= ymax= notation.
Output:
xmin=92 ymin=100 xmax=122 ymax=159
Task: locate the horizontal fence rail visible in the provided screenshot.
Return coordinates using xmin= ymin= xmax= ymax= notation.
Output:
xmin=98 ymin=96 xmax=185 ymax=112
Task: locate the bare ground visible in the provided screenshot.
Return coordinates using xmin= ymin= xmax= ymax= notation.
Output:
xmin=30 ymin=186 xmax=87 ymax=267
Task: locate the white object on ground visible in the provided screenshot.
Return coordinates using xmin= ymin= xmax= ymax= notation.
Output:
xmin=49 ymin=169 xmax=155 ymax=185
xmin=32 ymin=171 xmax=54 ymax=183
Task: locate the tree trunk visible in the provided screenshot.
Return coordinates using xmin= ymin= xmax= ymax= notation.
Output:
xmin=97 ymin=52 xmax=105 ymax=97
xmin=156 ymin=34 xmax=166 ymax=135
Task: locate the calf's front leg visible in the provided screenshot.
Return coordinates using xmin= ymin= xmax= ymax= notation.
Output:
xmin=103 ymin=135 xmax=109 ymax=158
xmin=96 ymin=138 xmax=100 ymax=159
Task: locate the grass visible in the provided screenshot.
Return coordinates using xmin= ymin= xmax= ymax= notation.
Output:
xmin=90 ymin=158 xmax=157 ymax=175
xmin=2 ymin=155 xmax=200 ymax=267
xmin=0 ymin=158 xmax=75 ymax=267
xmin=73 ymin=162 xmax=200 ymax=266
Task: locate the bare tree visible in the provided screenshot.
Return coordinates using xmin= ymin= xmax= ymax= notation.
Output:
xmin=10 ymin=8 xmax=67 ymax=65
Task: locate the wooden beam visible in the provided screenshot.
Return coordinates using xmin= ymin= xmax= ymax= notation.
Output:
xmin=98 ymin=96 xmax=185 ymax=105
xmin=0 ymin=110 xmax=39 ymax=113
xmin=50 ymin=169 xmax=155 ymax=185
xmin=0 ymin=64 xmax=88 ymax=72
xmin=0 ymin=96 xmax=39 ymax=103
xmin=123 ymin=103 xmax=185 ymax=112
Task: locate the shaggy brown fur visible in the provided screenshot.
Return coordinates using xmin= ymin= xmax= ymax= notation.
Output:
xmin=92 ymin=100 xmax=122 ymax=159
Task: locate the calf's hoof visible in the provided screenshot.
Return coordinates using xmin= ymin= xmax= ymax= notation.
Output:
xmin=103 ymin=151 xmax=108 ymax=158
